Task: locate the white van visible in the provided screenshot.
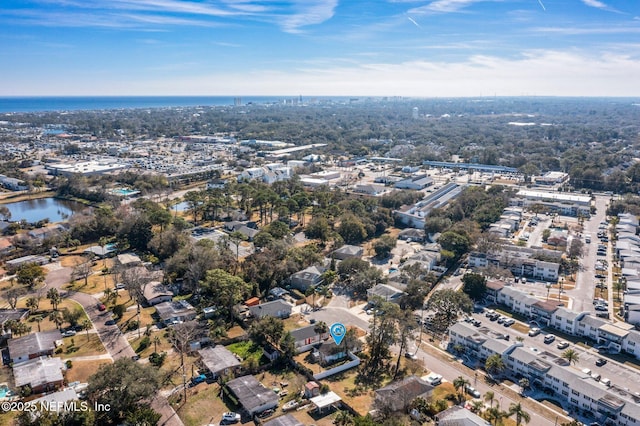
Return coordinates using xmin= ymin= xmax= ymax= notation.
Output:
xmin=601 ymin=378 xmax=611 ymax=387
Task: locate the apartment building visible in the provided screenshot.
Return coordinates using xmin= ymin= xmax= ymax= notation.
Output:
xmin=449 ymin=322 xmax=640 ymax=426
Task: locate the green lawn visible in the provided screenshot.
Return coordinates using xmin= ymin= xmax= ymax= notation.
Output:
xmin=227 ymin=341 xmax=265 ymax=365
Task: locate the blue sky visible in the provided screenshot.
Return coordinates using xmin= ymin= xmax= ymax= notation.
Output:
xmin=1 ymin=0 xmax=639 ymax=96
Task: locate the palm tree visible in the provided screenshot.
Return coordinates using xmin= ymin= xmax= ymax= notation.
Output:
xmin=471 ymin=400 xmax=484 ymax=414
xmin=485 ymin=353 xmax=506 ymax=378
xmin=314 ymin=321 xmax=328 ymax=342
xmin=453 ymin=375 xmax=470 ymax=404
xmin=508 ymin=402 xmax=531 ymax=426
xmin=485 ymin=407 xmax=507 ymax=426
xmin=561 ymin=348 xmax=580 ymax=365
xmin=518 ymin=378 xmax=530 ymax=396
xmin=49 ymin=311 xmax=64 ymax=330
xmin=82 ymin=319 xmax=92 ymax=341
xmin=333 ymin=410 xmax=354 ymax=426
xmin=484 ymin=391 xmax=495 ymax=408
xmin=153 ymin=335 xmax=161 ymax=353
xmin=26 ymin=296 xmax=40 ymax=314
xmin=34 ymin=316 xmax=43 ymax=332
xmin=47 ymin=288 xmax=61 ymax=311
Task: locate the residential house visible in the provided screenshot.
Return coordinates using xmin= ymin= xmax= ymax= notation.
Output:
xmin=0 ymin=175 xmax=28 ymax=191
xmin=435 ymin=405 xmax=491 ymax=425
xmin=315 ymin=341 xmax=347 ymax=366
xmin=367 ymin=284 xmax=405 ymax=304
xmin=398 ymin=228 xmax=425 ymax=243
xmin=248 ymin=300 xmax=293 ymax=319
xmin=236 ymin=225 xmax=259 ymax=241
xmin=13 ymin=357 xmax=65 ymax=394
xmin=116 ymin=253 xmax=142 ymax=268
xmin=0 ymin=308 xmax=29 ymax=338
xmin=375 ymin=375 xmax=434 ymax=413
xmin=290 ymin=324 xmax=328 ymax=353
xmin=289 ymin=265 xmax=325 ymax=292
xmin=263 ymin=414 xmax=304 ymax=426
xmin=331 ymin=245 xmax=363 ymax=261
xmin=27 ymin=225 xmax=65 ymax=240
xmin=198 ymin=345 xmax=241 ymax=379
xmin=143 ymin=281 xmax=173 ymax=306
xmin=0 ymin=237 xmax=15 ymax=256
xmin=225 ymin=375 xmax=279 ymax=416
xmin=8 ymin=331 xmax=60 ymax=364
xmin=29 ymin=389 xmax=78 ymax=414
xmin=155 ymin=301 xmax=196 ymax=326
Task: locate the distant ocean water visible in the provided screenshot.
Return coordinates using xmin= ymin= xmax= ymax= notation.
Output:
xmin=0 ymin=96 xmax=313 ymax=113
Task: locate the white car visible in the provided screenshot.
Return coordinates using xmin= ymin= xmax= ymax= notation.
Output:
xmin=282 ymin=400 xmax=299 ymax=411
xmin=528 ymin=327 xmax=541 ymax=337
xmin=557 ymin=341 xmax=569 ymax=350
xmin=221 ymin=412 xmax=240 ymax=423
xmin=465 ymin=385 xmax=481 ymax=398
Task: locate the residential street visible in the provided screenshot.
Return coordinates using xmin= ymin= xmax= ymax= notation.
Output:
xmin=44 ymin=263 xmax=184 ymax=426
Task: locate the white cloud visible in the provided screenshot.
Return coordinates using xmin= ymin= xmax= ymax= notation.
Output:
xmin=277 ymin=0 xmax=338 ymax=33
xmin=17 ymin=49 xmax=640 ymax=97
xmin=581 ymin=0 xmax=608 ymax=10
xmin=410 ymin=0 xmax=496 ymax=14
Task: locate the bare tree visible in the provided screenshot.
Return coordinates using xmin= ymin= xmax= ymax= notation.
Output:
xmin=169 ymin=321 xmax=201 ymax=402
xmin=4 ymin=288 xmax=25 ymax=309
xmin=73 ymin=256 xmax=94 ymax=287
xmin=120 ymin=267 xmax=150 ymax=310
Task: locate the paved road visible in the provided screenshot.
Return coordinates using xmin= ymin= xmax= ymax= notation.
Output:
xmin=570 ymin=195 xmax=609 ymax=313
xmin=45 ymin=265 xmax=183 ymax=426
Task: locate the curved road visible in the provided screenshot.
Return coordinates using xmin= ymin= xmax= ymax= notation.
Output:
xmin=45 ymin=265 xmax=183 ymax=426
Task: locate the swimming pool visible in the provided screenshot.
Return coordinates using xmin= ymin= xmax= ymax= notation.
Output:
xmin=0 ymin=385 xmax=10 ymax=398
xmin=111 ymin=188 xmax=140 ymax=196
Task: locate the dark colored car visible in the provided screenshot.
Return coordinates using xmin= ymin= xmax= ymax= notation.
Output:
xmin=595 ymin=358 xmax=607 ymax=367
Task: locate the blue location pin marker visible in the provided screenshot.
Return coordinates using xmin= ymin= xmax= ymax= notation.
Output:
xmin=329 ymin=323 xmax=346 ymax=346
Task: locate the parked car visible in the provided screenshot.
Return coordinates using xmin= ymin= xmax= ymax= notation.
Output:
xmin=221 ymin=412 xmax=240 ymax=423
xmin=472 ymin=319 xmax=481 ymax=327
xmin=115 ymin=283 xmax=126 ymax=290
xmin=97 ymin=303 xmax=106 ymax=311
xmin=405 ymin=352 xmax=418 ymax=360
xmin=528 ymin=327 xmax=541 ymax=337
xmin=191 ymin=374 xmax=206 ymax=385
xmin=61 ymin=330 xmax=76 ymax=338
xmin=544 ymin=334 xmax=556 ymax=344
xmin=503 ymin=318 xmax=515 ymax=327
xmin=465 ymin=385 xmax=481 ymax=398
xmin=556 ymin=341 xmax=569 ymax=350
xmin=595 ymin=358 xmax=607 ymax=367
xmin=595 ymin=304 xmax=608 ymax=311
xmin=425 ymin=373 xmax=443 ymax=386
xmin=282 ymin=400 xmax=299 ymax=411
xmin=257 ymin=409 xmax=274 ymax=419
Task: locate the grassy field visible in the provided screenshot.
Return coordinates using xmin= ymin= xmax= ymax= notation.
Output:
xmin=128 ymin=329 xmax=173 ymax=357
xmin=64 ymin=359 xmax=112 ymax=383
xmin=227 ymin=341 xmax=266 ymax=366
xmin=57 ymin=333 xmax=108 ymax=358
xmin=174 ymin=383 xmax=229 ymax=426
xmin=19 ymin=299 xmax=89 ymax=333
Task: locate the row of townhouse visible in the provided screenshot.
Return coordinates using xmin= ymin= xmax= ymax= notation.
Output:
xmin=449 ymin=322 xmax=640 ymax=426
xmin=485 ymin=280 xmax=640 ymax=358
xmin=615 ymin=213 xmax=640 ymax=325
xmin=469 ymin=245 xmax=561 ymax=282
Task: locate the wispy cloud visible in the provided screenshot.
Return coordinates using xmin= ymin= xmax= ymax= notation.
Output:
xmin=580 ymin=0 xmax=621 ymax=13
xmin=277 ymin=0 xmax=338 ymax=34
xmin=6 ymin=0 xmax=337 ymax=33
xmin=533 ymin=25 xmax=640 ymax=35
xmin=409 ymin=0 xmax=495 ymax=14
